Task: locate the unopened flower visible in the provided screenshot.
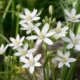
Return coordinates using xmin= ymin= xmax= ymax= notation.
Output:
xmin=0 ymin=44 xmax=8 ymax=54
xmin=21 ymin=53 xmax=41 ymax=74
xmin=14 ymin=43 xmax=36 ymax=59
xmin=9 ymin=34 xmax=25 ymax=49
xmin=62 ymin=30 xmax=80 ymax=51
xmin=54 ymin=50 xmax=76 ymax=68
xmin=20 ymin=22 xmax=41 ymax=34
xmin=19 ymin=8 xmax=40 ymax=24
xmin=26 ymin=23 xmax=55 ymax=46
xmin=52 ymin=21 xmax=68 ymax=39
xmin=64 ymin=8 xmax=80 ymax=22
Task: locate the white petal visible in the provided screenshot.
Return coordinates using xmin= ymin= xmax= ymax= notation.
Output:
xmin=57 ymin=21 xmax=61 ymax=28
xmin=57 ymin=50 xmax=64 ymax=57
xmin=33 ymin=17 xmax=40 ymax=21
xmin=43 ymin=38 xmax=53 ymax=45
xmin=23 ymin=43 xmax=28 ymax=51
xmin=75 ymin=44 xmax=80 ymax=51
xmin=22 ymin=64 xmax=30 ymax=68
xmin=26 ymin=30 xmax=32 ymax=34
xmin=64 ymin=9 xmax=71 ymax=17
xmin=34 ymin=54 xmax=41 ymax=61
xmin=34 ymin=62 xmax=41 ymax=66
xmin=75 ymin=14 xmax=80 ymax=19
xmin=27 ymin=48 xmax=36 ymax=54
xmin=19 ymin=20 xmax=27 ymax=24
xmin=31 ymin=9 xmax=37 ymax=17
xmin=65 ymin=51 xmax=70 ymax=58
xmin=70 ymin=30 xmax=75 ymax=40
xmin=34 ymin=27 xmax=40 ymax=35
xmin=10 ymin=38 xmax=15 ymax=42
xmin=24 ymin=8 xmax=31 ymax=15
xmin=67 ymin=43 xmax=74 ymax=49
xmin=20 ymin=56 xmax=29 ymax=63
xmin=16 ymin=34 xmax=20 ymax=41
xmin=42 ymin=23 xmax=49 ymax=34
xmin=62 ymin=37 xmax=71 ymax=42
xmin=65 ymin=62 xmax=70 ymax=67
xmin=54 ymin=57 xmax=62 ymax=62
xmin=35 ymin=39 xmax=42 ymax=47
xmin=58 ymin=62 xmax=64 ymax=68
xmin=76 ymin=34 xmax=80 ymax=39
xmin=19 ymin=14 xmax=26 ymax=19
xmin=14 ymin=52 xmax=21 ymax=56
xmin=20 ymin=36 xmax=25 ymax=42
xmin=29 ymin=53 xmax=34 ymax=61
xmin=71 ymin=8 xmax=76 ymax=16
xmin=68 ymin=58 xmax=76 ymax=62
xmin=45 ymin=32 xmax=55 ymax=37
xmin=26 ymin=35 xmax=38 ymax=40
xmin=29 ymin=66 xmax=34 ymax=74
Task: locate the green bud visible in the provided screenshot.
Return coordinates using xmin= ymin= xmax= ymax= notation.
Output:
xmin=49 ymin=5 xmax=54 ymax=16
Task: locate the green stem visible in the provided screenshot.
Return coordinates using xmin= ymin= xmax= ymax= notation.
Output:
xmin=1 ymin=0 xmax=12 ymax=22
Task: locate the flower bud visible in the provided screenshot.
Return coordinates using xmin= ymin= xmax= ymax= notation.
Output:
xmin=49 ymin=5 xmax=54 ymax=16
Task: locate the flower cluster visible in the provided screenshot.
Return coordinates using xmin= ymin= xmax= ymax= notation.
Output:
xmin=2 ymin=7 xmax=80 ymax=75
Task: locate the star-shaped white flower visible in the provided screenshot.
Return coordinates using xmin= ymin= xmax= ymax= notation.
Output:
xmin=14 ymin=43 xmax=36 ymax=59
xmin=20 ymin=22 xmax=41 ymax=34
xmin=26 ymin=23 xmax=55 ymax=46
xmin=64 ymin=8 xmax=80 ymax=22
xmin=9 ymin=34 xmax=25 ymax=49
xmin=52 ymin=21 xmax=68 ymax=39
xmin=19 ymin=8 xmax=40 ymax=24
xmin=54 ymin=50 xmax=76 ymax=68
xmin=0 ymin=44 xmax=8 ymax=54
xmin=21 ymin=53 xmax=41 ymax=74
xmin=62 ymin=30 xmax=80 ymax=51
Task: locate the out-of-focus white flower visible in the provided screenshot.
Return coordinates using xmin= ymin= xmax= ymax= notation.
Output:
xmin=19 ymin=8 xmax=40 ymax=24
xmin=54 ymin=50 xmax=76 ymax=68
xmin=0 ymin=44 xmax=8 ymax=54
xmin=64 ymin=8 xmax=80 ymax=22
xmin=52 ymin=21 xmax=68 ymax=39
xmin=20 ymin=22 xmax=41 ymax=34
xmin=21 ymin=53 xmax=41 ymax=74
xmin=26 ymin=23 xmax=55 ymax=46
xmin=14 ymin=43 xmax=36 ymax=59
xmin=9 ymin=34 xmax=25 ymax=49
xmin=62 ymin=30 xmax=80 ymax=51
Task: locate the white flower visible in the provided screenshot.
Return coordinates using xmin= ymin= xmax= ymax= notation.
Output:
xmin=64 ymin=8 xmax=80 ymax=22
xmin=62 ymin=30 xmax=80 ymax=51
xmin=14 ymin=43 xmax=36 ymax=59
xmin=26 ymin=23 xmax=55 ymax=46
xmin=21 ymin=53 xmax=41 ymax=74
xmin=19 ymin=8 xmax=40 ymax=24
xmin=0 ymin=44 xmax=8 ymax=54
xmin=20 ymin=22 xmax=41 ymax=34
xmin=54 ymin=50 xmax=76 ymax=68
xmin=52 ymin=21 xmax=68 ymax=39
xmin=9 ymin=34 xmax=25 ymax=49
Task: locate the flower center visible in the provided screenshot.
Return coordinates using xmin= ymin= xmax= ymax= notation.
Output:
xmin=26 ymin=15 xmax=32 ymax=21
xmin=29 ymin=59 xmax=34 ymax=66
xmin=39 ymin=33 xmax=45 ymax=39
xmin=15 ymin=40 xmax=19 ymax=45
xmin=73 ymin=38 xmax=78 ymax=44
xmin=62 ymin=57 xmax=67 ymax=62
xmin=20 ymin=50 xmax=26 ymax=56
xmin=55 ymin=27 xmax=61 ymax=33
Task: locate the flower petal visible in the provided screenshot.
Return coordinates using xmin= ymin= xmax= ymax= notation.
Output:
xmin=67 ymin=43 xmax=74 ymax=49
xmin=43 ymin=38 xmax=53 ymax=45
xmin=65 ymin=62 xmax=70 ymax=67
xmin=71 ymin=8 xmax=76 ymax=16
xmin=42 ymin=23 xmax=49 ymax=34
xmin=62 ymin=37 xmax=71 ymax=42
xmin=34 ymin=54 xmax=41 ymax=61
xmin=34 ymin=27 xmax=40 ymax=35
xmin=34 ymin=62 xmax=41 ymax=66
xmin=26 ymin=35 xmax=38 ymax=40
xmin=29 ymin=66 xmax=34 ymax=74
xmin=58 ymin=62 xmax=64 ymax=68
xmin=68 ymin=58 xmax=76 ymax=62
